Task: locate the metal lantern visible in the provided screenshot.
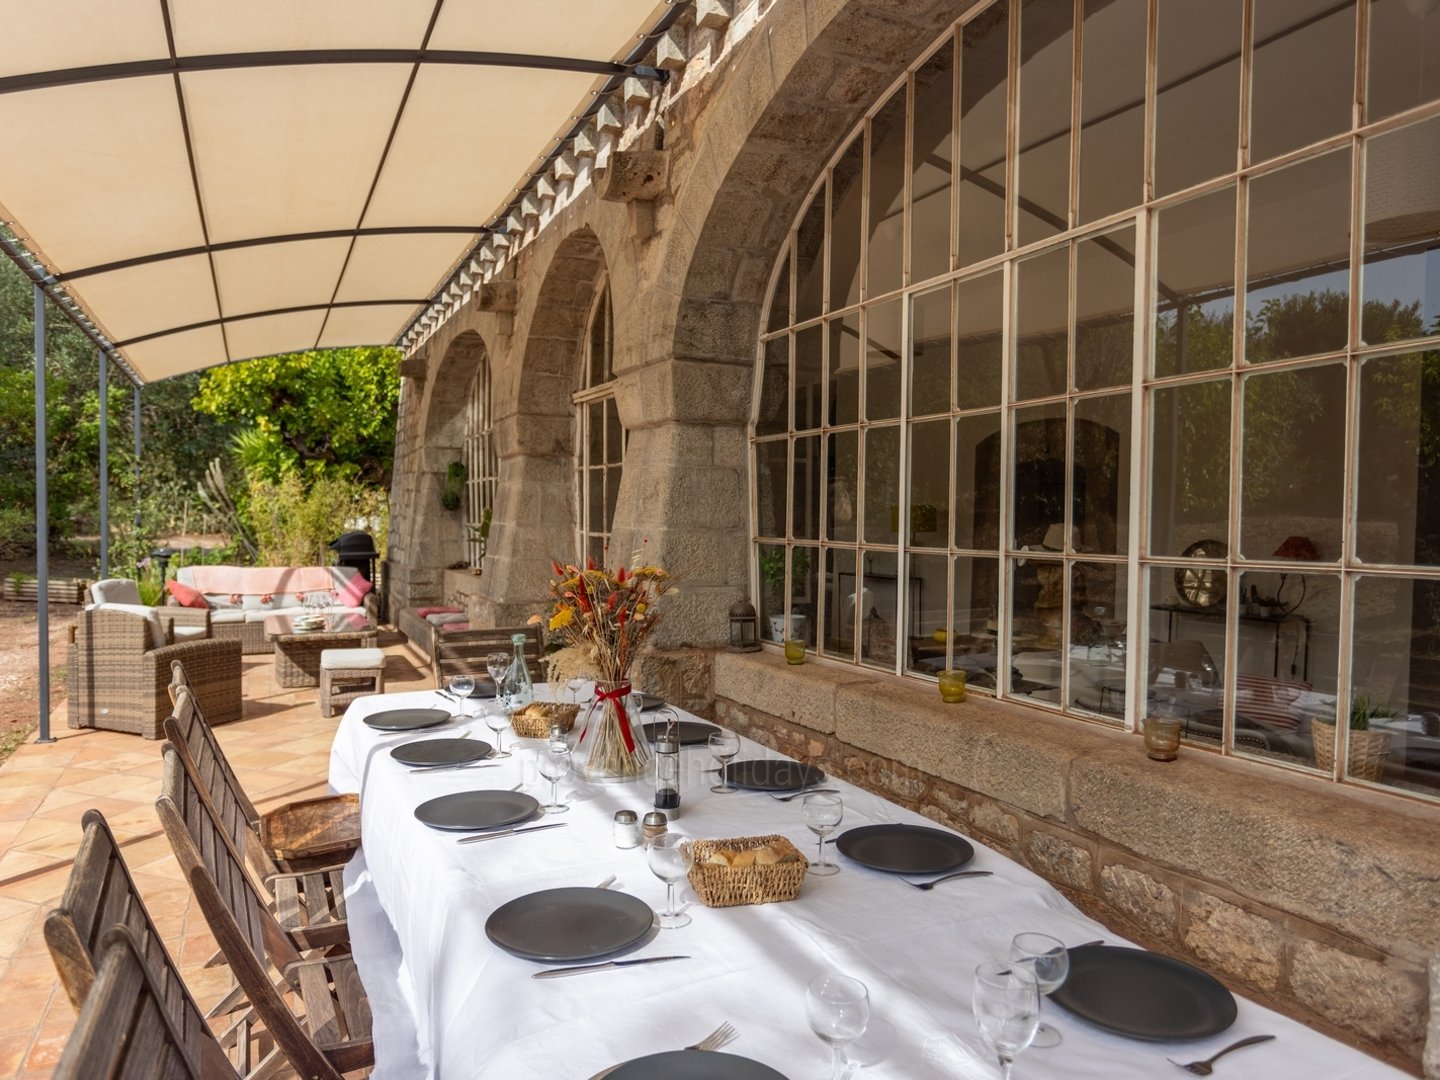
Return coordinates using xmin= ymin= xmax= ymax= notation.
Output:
xmin=728 ymin=599 xmax=760 ymax=652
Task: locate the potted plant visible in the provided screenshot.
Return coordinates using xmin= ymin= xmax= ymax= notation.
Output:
xmin=1312 ymin=693 xmax=1394 ymax=781
xmin=441 ymin=461 xmax=465 ymax=511
xmin=759 ymin=547 xmax=810 ymax=643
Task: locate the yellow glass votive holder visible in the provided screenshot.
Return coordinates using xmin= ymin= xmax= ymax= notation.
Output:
xmin=938 ymin=669 xmax=967 ymax=703
xmin=1143 ymin=715 xmax=1182 ymax=761
xmin=783 ymin=639 xmax=806 ymax=664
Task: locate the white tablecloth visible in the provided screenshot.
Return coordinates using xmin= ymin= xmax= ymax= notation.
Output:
xmin=330 ymin=688 xmax=1407 ymax=1080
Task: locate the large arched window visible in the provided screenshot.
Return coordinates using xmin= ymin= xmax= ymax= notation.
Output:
xmin=464 ymin=361 xmax=497 ymax=567
xmin=574 ymin=279 xmax=625 ymax=565
xmin=752 ymin=0 xmax=1440 ymax=801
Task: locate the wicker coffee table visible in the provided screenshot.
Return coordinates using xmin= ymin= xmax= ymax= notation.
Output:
xmin=265 ymin=613 xmax=378 ymax=688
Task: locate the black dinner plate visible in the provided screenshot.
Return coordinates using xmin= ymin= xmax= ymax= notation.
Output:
xmin=605 ymin=1050 xmax=788 ymax=1079
xmin=642 ymin=720 xmax=720 ymax=746
xmin=389 ymin=738 xmax=493 ymax=768
xmin=834 ymin=823 xmax=974 ymax=874
xmin=722 ymin=760 xmax=825 ymax=792
xmin=363 ymin=708 xmax=452 ymax=733
xmin=413 ymin=790 xmax=539 ymax=831
xmin=485 ymin=887 xmax=654 ymax=963
xmin=636 ymin=693 xmax=666 ymax=711
xmin=1049 ymin=945 xmax=1237 ymax=1041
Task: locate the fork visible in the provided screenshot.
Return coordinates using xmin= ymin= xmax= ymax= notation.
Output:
xmin=769 ymin=787 xmax=840 ymax=803
xmin=1167 ymin=1035 xmax=1275 ymax=1074
xmin=686 ymin=1022 xmax=737 ymax=1052
xmin=902 ymin=869 xmax=993 ymax=890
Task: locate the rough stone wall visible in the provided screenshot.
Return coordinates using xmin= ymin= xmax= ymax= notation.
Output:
xmin=711 ymin=650 xmax=1440 ymax=1074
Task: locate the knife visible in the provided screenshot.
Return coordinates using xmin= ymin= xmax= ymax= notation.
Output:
xmin=532 ymin=955 xmax=690 ymax=980
xmin=457 ymin=821 xmax=568 ymax=844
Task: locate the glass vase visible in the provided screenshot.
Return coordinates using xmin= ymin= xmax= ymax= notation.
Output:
xmin=573 ymin=680 xmax=652 ymax=782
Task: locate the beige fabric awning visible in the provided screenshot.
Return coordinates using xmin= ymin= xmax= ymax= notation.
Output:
xmin=0 ymin=0 xmax=672 ymax=382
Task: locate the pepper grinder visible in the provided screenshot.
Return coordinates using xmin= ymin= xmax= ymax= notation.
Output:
xmin=654 ymin=718 xmax=680 ymax=817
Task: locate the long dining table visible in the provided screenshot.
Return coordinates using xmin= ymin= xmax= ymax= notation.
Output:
xmin=330 ymin=686 xmax=1410 ymax=1079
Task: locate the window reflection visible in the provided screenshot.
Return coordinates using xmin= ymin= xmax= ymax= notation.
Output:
xmin=912 ymin=286 xmax=952 ymax=417
xmin=1149 ymin=380 xmax=1231 ymax=558
xmin=1078 ymin=0 xmax=1146 ymax=223
xmin=959 ymin=2 xmax=1010 ymax=267
xmin=1017 ymin=0 xmax=1074 ymax=246
xmin=1357 ymin=352 xmax=1440 ymax=567
xmin=1362 ymin=117 xmax=1440 ymax=347
xmin=1249 ymin=0 xmax=1354 ymax=164
xmin=831 ymin=137 xmax=864 ymax=312
xmin=1015 ymin=247 xmax=1069 ymax=401
xmin=868 ymin=88 xmax=907 ymax=298
xmin=956 ymin=272 xmax=1005 ymax=409
xmin=1155 ymin=0 xmax=1243 ymax=196
xmin=1075 ymin=227 xmax=1136 ymax=391
xmin=911 ymin=42 xmax=954 ymax=284
xmin=1155 ymin=188 xmax=1237 ymax=377
xmin=1367 ymin=0 xmax=1440 ymax=122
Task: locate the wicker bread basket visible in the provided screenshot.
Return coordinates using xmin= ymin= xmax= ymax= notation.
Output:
xmin=510 ymin=701 xmax=579 ymax=740
xmin=687 ymin=834 xmax=807 ymax=907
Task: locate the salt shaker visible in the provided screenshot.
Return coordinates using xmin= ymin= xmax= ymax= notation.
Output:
xmin=642 ymin=810 xmax=668 ymax=846
xmin=613 ymin=809 xmax=641 ymax=849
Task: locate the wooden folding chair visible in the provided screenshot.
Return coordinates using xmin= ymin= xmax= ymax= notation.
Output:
xmin=432 ymin=623 xmax=543 ymax=688
xmin=157 ymin=747 xmax=373 ymax=1079
xmin=45 ymin=811 xmax=275 ymax=1079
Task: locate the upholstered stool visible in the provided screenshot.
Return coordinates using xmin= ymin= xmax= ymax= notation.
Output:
xmin=319 ymin=647 xmax=386 ymax=717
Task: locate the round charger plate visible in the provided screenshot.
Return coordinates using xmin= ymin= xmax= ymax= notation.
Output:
xmin=1049 ymin=945 xmax=1237 ymax=1041
xmin=389 ymin=738 xmax=493 ymax=768
xmin=834 ymin=823 xmax=974 ymax=874
xmin=636 ymin=693 xmax=667 ymax=711
xmin=721 ymin=760 xmax=825 ymax=792
xmin=602 ymin=1050 xmax=788 ymax=1079
xmin=413 ymin=790 xmax=539 ymax=831
xmin=641 ymin=719 xmax=720 ymax=746
xmin=363 ymin=708 xmax=452 ymax=733
xmin=485 ymin=887 xmax=654 ymax=963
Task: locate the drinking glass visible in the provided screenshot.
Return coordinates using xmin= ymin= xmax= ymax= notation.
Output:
xmin=973 ymin=960 xmax=1040 ymax=1080
xmin=537 ymin=745 xmax=571 ymax=813
xmin=448 ymin=673 xmax=475 ymax=706
xmin=802 ymin=793 xmax=843 ymax=876
xmin=485 ymin=650 xmax=509 ymax=688
xmin=1009 ymin=933 xmax=1069 ymax=1048
xmin=806 ymin=973 xmax=870 ymax=1080
xmin=708 ymin=731 xmax=740 ymax=793
xmin=647 ymin=833 xmax=693 ymax=929
xmin=484 ymin=703 xmax=513 ymax=759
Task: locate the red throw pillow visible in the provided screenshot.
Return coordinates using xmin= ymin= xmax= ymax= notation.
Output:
xmin=166 ymin=579 xmax=210 ymax=609
xmin=338 ymin=574 xmax=375 ymax=608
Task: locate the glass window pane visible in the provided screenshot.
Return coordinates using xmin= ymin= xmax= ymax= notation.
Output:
xmin=588 ymin=289 xmax=609 ymax=387
xmin=1245 ymin=149 xmax=1351 ymax=363
xmin=1074 ymin=392 xmax=1131 ymax=556
xmin=604 ymin=399 xmax=623 ymax=465
xmin=754 ymin=439 xmax=789 ymax=539
xmin=1351 ymin=575 xmax=1440 ymax=795
xmin=1155 ymin=0 xmax=1243 ymax=197
xmin=795 ymin=325 xmax=824 ymax=432
xmin=912 ymin=285 xmax=953 ymax=416
xmin=866 ymin=299 xmax=903 ymax=420
xmin=824 ymin=547 xmax=859 ymax=660
xmin=586 ymin=466 xmax=604 ymax=533
xmin=956 ymin=412 xmax=1003 ymax=550
xmin=1012 ymin=401 xmax=1068 ymax=549
xmin=828 ymin=314 xmax=861 ymax=425
xmin=1357 ymin=352 xmax=1440 ymax=566
xmin=1250 ymin=0 xmax=1355 ymax=164
xmin=906 ymin=552 xmax=951 ymax=675
xmin=794 ymin=435 xmax=822 ymax=542
xmin=1016 ymin=246 xmax=1070 ymax=401
xmin=1010 ymin=557 xmax=1065 ymax=704
xmin=758 ymin=542 xmax=787 ymax=642
xmin=826 ymin=431 xmax=859 ymax=542
xmin=1362 ymin=117 xmax=1440 ymax=348
xmin=1075 ymin=226 xmax=1136 ymax=391
xmin=956 ymin=271 xmax=1005 ymax=409
xmin=959 ymin=1 xmax=1010 ymax=268
xmin=1017 ymin=0 xmax=1074 ymax=247
xmin=860 ymin=549 xmax=901 ymax=670
xmin=587 ymin=400 xmax=604 ymax=462
xmin=1146 ymin=565 xmax=1227 ymax=743
xmin=792 ymin=546 xmax=820 ymax=648
xmin=1241 ymin=364 xmax=1345 ymax=561
xmin=1149 ymin=379 xmax=1231 ymax=557
xmin=1155 ymin=187 xmax=1237 ymax=377
xmin=795 ymin=190 xmax=827 ymax=323
xmin=767 ymin=251 xmax=791 ymax=334
xmin=911 ymin=40 xmax=954 ymax=285
xmin=1368 ymin=0 xmax=1440 ymax=122
xmin=755 ymin=336 xmax=789 ymax=436
xmin=908 ymin=419 xmax=951 ymax=549
xmin=863 ymin=425 xmax=901 ymax=545
xmin=604 ymin=466 xmax=621 ymax=533
xmin=831 ymin=136 xmax=864 ymax=312
xmin=1069 ymin=560 xmax=1127 ymax=721
xmin=1078 ymin=0 xmax=1146 ymax=223
xmin=952 ymin=556 xmax=1001 ymax=692
xmin=868 ymin=88 xmax=907 ymax=299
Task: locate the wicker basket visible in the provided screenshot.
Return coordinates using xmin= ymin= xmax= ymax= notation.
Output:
xmin=1311 ymin=720 xmax=1392 ymax=781
xmin=687 ymin=834 xmax=807 ymax=908
xmin=511 ymin=701 xmax=579 ymax=740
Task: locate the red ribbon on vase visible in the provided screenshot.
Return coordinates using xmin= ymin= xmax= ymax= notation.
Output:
xmin=580 ymin=681 xmax=636 ymax=753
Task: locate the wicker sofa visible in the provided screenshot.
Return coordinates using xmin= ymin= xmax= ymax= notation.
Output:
xmin=168 ymin=565 xmax=378 ymax=654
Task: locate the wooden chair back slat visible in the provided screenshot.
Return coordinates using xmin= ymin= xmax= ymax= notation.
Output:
xmin=433 ymin=624 xmax=543 ymax=688
xmin=167 ymin=666 xmax=260 ymax=826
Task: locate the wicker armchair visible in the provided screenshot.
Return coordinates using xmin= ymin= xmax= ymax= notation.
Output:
xmin=66 ymin=608 xmax=242 ymax=739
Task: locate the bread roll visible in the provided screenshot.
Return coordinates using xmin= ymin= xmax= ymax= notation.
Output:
xmin=752 ymin=846 xmax=783 ymax=866
xmin=704 ymin=850 xmax=733 ymax=867
xmin=731 ymin=849 xmax=759 ymax=868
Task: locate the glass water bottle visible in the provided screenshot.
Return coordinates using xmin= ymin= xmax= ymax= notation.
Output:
xmin=500 ymin=632 xmax=534 ymax=715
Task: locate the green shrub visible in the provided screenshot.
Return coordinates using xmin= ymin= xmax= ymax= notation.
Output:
xmin=245 ymin=474 xmax=388 ymax=568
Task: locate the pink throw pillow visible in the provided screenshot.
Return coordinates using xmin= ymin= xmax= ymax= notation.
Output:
xmin=414 ymin=605 xmax=461 ymax=618
xmin=166 ymin=580 xmax=210 ymax=609
xmin=338 ymin=574 xmax=375 ymax=608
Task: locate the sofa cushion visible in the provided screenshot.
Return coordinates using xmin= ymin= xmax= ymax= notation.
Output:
xmin=97 ymin=603 xmax=166 ymax=648
xmin=211 ymin=610 xmax=246 ymax=624
xmin=416 ymin=606 xmax=463 ymax=618
xmin=204 ymin=593 xmax=241 ymax=610
xmin=426 ymin=612 xmax=468 ymax=626
xmin=90 ymin=578 xmax=142 ymax=606
xmin=171 ymin=623 xmax=209 ymax=642
xmin=165 ymin=580 xmax=209 ymax=609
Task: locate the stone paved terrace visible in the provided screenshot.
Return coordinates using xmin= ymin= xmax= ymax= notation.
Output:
xmin=0 ymin=629 xmax=425 ymax=1078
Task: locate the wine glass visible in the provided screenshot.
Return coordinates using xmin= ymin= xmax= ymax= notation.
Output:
xmin=448 ymin=672 xmax=475 ymax=710
xmin=802 ymin=793 xmax=843 ymax=876
xmin=647 ymin=833 xmax=693 ymax=929
xmin=484 ymin=702 xmax=513 ymax=759
xmin=1009 ymin=933 xmax=1069 ymax=1048
xmin=707 ymin=731 xmax=740 ymax=793
xmin=806 ymin=973 xmax=870 ymax=1080
xmin=485 ymin=651 xmax=509 ymax=692
xmin=537 ymin=745 xmax=571 ymax=813
xmin=973 ymin=960 xmax=1040 ymax=1080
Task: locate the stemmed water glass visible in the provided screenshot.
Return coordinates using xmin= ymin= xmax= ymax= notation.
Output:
xmin=647 ymin=833 xmax=693 ymax=929
xmin=708 ymin=731 xmax=740 ymax=793
xmin=537 ymin=744 xmax=570 ymax=813
xmin=485 ymin=651 xmax=509 ymax=691
xmin=973 ymin=960 xmax=1040 ymax=1080
xmin=1009 ymin=933 xmax=1069 ymax=1048
xmin=484 ymin=702 xmax=513 ymax=759
xmin=448 ymin=673 xmax=475 ymax=718
xmin=802 ymin=793 xmax=843 ymax=876
xmin=806 ymin=973 xmax=870 ymax=1080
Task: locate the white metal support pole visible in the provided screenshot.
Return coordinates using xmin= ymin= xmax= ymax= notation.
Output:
xmin=98 ymin=349 xmax=109 ymax=578
xmin=34 ymin=284 xmax=55 ymax=744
